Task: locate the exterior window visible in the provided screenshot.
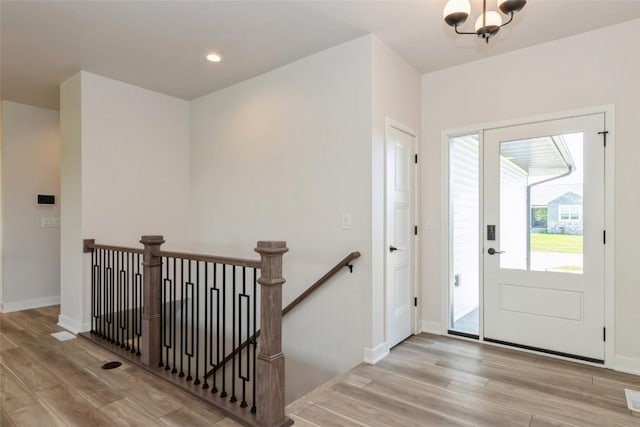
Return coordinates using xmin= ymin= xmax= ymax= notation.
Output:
xmin=559 ymin=205 xmax=581 ymax=221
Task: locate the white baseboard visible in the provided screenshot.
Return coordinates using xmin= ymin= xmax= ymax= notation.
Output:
xmin=58 ymin=314 xmax=91 ymax=334
xmin=420 ymin=320 xmax=443 ymax=335
xmin=364 ymin=342 xmax=389 ymax=365
xmin=0 ymin=296 xmax=60 ymax=313
xmin=615 ymin=355 xmax=640 ymax=376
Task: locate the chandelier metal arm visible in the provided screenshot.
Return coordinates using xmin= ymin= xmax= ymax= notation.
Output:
xmin=453 ymin=11 xmax=515 ymax=36
xmin=454 ymin=25 xmax=477 ymax=36
xmin=500 ymin=11 xmax=515 ymax=28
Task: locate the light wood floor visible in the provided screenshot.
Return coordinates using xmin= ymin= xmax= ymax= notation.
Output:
xmin=287 ymin=334 xmax=640 ymax=427
xmin=0 ymin=306 xmax=240 ymax=426
xmin=3 ymin=307 xmax=640 ymax=426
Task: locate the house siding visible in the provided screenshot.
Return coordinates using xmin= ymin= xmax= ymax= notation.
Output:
xmin=547 ymin=192 xmax=583 ymax=234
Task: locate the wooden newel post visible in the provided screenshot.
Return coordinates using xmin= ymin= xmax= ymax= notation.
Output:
xmin=140 ymin=235 xmax=165 ymax=367
xmin=255 ymin=241 xmax=290 ymax=427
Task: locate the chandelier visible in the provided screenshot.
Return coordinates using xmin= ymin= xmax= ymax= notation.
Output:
xmin=443 ymin=0 xmax=527 ymax=43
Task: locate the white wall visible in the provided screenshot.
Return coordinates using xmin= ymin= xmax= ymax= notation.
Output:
xmin=190 ymin=36 xmax=373 ymax=402
xmin=370 ymin=37 xmax=421 ymax=359
xmin=81 ymin=72 xmax=191 ymax=248
xmin=1 ymin=101 xmax=61 ymax=312
xmin=189 ymin=34 xmax=421 ymax=400
xmin=0 ymin=101 xmax=3 ymax=306
xmin=60 ymin=74 xmax=83 ymax=330
xmin=421 ymin=19 xmax=640 ymax=370
xmin=59 ymin=71 xmax=190 ymax=332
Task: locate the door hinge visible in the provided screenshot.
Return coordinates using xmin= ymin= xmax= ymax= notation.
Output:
xmin=603 ymin=230 xmax=606 ymax=244
xmin=414 ymin=225 xmax=418 ymax=235
xmin=414 ymin=154 xmax=418 ymax=164
xmin=603 ymin=327 xmax=607 ymax=342
xmin=598 ymin=130 xmax=609 ymax=147
xmin=414 ymin=297 xmax=418 ymax=307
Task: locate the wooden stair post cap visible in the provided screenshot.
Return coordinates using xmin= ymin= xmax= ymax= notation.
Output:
xmin=255 ymin=241 xmax=288 ymax=254
xmin=140 ymin=235 xmax=165 ymax=245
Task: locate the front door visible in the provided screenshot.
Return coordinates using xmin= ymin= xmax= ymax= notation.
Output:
xmin=386 ymin=123 xmax=415 ymax=348
xmin=483 ymin=114 xmax=605 ymax=362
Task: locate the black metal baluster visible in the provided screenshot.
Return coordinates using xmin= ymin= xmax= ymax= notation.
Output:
xmin=126 ymin=252 xmax=131 ymax=351
xmin=212 ymin=263 xmax=219 ymax=394
xmin=231 ymin=265 xmax=237 ymax=403
xmin=160 ymin=257 xmax=166 ymax=368
xmin=162 ymin=257 xmax=170 ymax=369
xmin=106 ymin=250 xmax=112 ymax=342
xmin=220 ymin=264 xmax=227 ymax=398
xmin=136 ymin=252 xmax=142 ymax=356
xmin=130 ymin=252 xmax=137 ymax=353
xmin=131 ymin=253 xmax=136 ymax=353
xmin=180 ymin=258 xmax=185 ymax=378
xmin=194 ymin=261 xmax=201 ymax=385
xmin=239 ymin=267 xmax=248 ymax=408
xmin=105 ymin=248 xmax=109 ymax=340
xmin=114 ymin=251 xmax=119 ymax=346
xmin=119 ymin=252 xmax=126 ymax=347
xmin=97 ymin=249 xmax=101 ymax=337
xmin=100 ymin=249 xmax=104 ymax=338
xmin=251 ymin=267 xmax=257 ymax=414
xmin=116 ymin=251 xmax=121 ymax=346
xmin=203 ymin=263 xmax=209 ymax=390
xmin=91 ymin=249 xmax=95 ymax=334
xmin=186 ymin=260 xmax=194 ymax=382
xmin=111 ymin=250 xmax=115 ymax=343
xmin=172 ymin=257 xmax=177 ymax=373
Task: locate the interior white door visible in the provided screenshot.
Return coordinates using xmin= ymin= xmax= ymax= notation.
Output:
xmin=483 ymin=114 xmax=605 ymax=362
xmin=386 ymin=124 xmax=415 ymax=348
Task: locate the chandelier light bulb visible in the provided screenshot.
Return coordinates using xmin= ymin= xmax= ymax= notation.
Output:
xmin=475 ymin=11 xmax=502 ymax=35
xmin=443 ymin=0 xmax=471 ymax=27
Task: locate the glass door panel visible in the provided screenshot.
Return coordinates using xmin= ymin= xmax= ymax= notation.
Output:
xmin=449 ymin=134 xmax=480 ymax=336
xmin=499 ymin=133 xmax=585 ymax=273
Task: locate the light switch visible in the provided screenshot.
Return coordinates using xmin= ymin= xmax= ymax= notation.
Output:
xmin=41 ymin=217 xmax=61 ymax=228
xmin=342 ymin=213 xmax=352 ymax=230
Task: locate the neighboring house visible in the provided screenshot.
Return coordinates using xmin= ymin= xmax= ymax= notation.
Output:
xmin=546 ymin=191 xmax=583 ymax=235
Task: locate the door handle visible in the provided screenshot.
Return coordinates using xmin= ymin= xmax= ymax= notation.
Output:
xmin=389 ymin=246 xmax=400 ymax=252
xmin=487 ymin=248 xmax=505 ymax=255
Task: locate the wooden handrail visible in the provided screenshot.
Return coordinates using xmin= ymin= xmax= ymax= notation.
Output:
xmin=84 ymin=239 xmax=260 ymax=268
xmin=204 ymin=251 xmax=361 ymax=379
xmin=283 ymin=251 xmax=360 ymax=316
xmin=83 ymin=240 xmax=144 ymax=254
xmin=155 ymin=249 xmax=261 ymax=268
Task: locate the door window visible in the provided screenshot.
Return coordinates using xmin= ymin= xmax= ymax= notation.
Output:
xmin=499 ymin=133 xmax=584 ymax=274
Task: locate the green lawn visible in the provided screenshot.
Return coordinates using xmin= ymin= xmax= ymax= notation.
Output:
xmin=530 ymin=233 xmax=583 ymax=254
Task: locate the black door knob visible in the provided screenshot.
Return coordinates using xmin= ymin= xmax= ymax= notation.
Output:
xmin=389 ymin=246 xmax=399 ymax=252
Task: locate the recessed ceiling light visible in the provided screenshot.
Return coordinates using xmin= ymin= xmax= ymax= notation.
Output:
xmin=206 ymin=53 xmax=222 ymax=63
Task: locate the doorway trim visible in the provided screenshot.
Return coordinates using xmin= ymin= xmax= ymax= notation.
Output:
xmin=384 ymin=117 xmax=419 ymax=349
xmin=440 ymin=105 xmax=615 ymax=368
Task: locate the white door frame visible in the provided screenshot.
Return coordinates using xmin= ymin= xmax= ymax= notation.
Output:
xmin=440 ymin=105 xmax=615 ymax=368
xmin=385 ymin=117 xmax=419 ymax=347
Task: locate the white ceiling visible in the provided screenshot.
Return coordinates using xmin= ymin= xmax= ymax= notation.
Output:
xmin=2 ymin=0 xmax=640 ymax=110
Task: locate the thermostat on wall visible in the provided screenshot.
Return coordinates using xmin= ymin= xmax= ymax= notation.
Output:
xmin=37 ymin=194 xmax=55 ymax=205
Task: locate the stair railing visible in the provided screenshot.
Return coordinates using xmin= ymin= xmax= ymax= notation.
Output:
xmin=204 ymin=251 xmax=361 ymax=380
xmin=82 ymin=236 xmax=292 ymax=427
